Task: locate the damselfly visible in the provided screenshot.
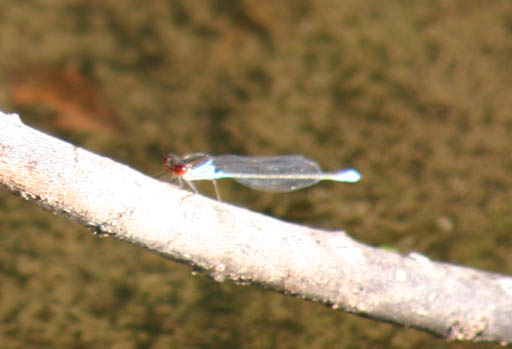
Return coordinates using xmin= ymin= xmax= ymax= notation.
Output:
xmin=162 ymin=153 xmax=361 ymax=201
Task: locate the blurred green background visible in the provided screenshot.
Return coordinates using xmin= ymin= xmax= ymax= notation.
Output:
xmin=0 ymin=0 xmax=511 ymax=347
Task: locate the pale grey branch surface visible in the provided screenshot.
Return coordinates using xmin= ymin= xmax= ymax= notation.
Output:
xmin=0 ymin=111 xmax=511 ymax=344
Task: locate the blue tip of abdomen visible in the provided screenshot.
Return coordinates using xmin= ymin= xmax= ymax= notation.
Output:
xmin=334 ymin=169 xmax=361 ymax=183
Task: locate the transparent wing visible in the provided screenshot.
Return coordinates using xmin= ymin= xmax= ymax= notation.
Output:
xmin=211 ymin=155 xmax=322 ymax=192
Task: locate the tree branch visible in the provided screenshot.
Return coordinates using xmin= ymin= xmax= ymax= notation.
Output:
xmin=0 ymin=111 xmax=511 ymax=344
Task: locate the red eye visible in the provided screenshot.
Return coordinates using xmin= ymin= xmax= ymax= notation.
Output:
xmin=171 ymin=164 xmax=187 ymax=176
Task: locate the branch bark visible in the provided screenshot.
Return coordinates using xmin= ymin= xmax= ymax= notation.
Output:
xmin=0 ymin=111 xmax=511 ymax=344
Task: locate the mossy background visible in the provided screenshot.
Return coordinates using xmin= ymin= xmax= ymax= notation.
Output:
xmin=0 ymin=1 xmax=511 ymax=347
